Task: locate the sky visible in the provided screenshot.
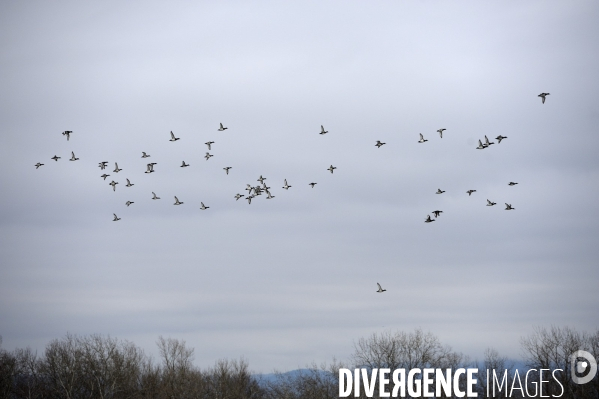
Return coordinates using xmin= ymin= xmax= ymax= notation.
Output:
xmin=1 ymin=1 xmax=598 ymax=374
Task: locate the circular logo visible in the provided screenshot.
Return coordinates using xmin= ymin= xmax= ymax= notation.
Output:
xmin=570 ymin=350 xmax=597 ymax=385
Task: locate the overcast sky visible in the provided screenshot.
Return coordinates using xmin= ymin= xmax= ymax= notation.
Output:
xmin=1 ymin=1 xmax=598 ymax=373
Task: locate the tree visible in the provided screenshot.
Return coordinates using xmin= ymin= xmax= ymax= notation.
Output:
xmin=520 ymin=326 xmax=598 ymax=399
xmin=40 ymin=333 xmax=84 ymax=399
xmin=0 ymin=336 xmax=18 ymax=399
xmin=351 ymin=328 xmax=468 ymax=398
xmin=352 ymin=328 xmax=465 ymax=370
xmin=474 ymin=348 xmax=519 ymax=398
xmin=155 ymin=336 xmax=196 ymax=398
xmin=263 ymin=360 xmax=344 ymax=399
xmin=205 ymin=358 xmax=264 ymax=399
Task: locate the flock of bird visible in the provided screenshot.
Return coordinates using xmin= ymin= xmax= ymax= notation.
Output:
xmin=34 ymin=93 xmax=551 ymax=294
xmin=35 ymin=122 xmax=323 ymax=219
xmin=413 ymin=120 xmax=519 ymax=226
xmin=375 ymin=93 xmax=549 ymax=293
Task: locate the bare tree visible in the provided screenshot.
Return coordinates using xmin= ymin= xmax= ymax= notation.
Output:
xmin=205 ymin=358 xmax=264 ymax=399
xmin=77 ymin=334 xmax=146 ymax=399
xmin=351 ymin=329 xmax=469 ymax=398
xmin=40 ymin=333 xmax=84 ymax=399
xmin=352 ymin=328 xmax=461 ymax=371
xmin=521 ymin=326 xmax=598 ymax=399
xmin=155 ymin=336 xmax=196 ymax=398
xmin=473 ymin=348 xmax=520 ymax=398
xmin=263 ymin=360 xmax=344 ymax=399
xmin=0 ymin=336 xmax=18 ymax=399
xmin=12 ymin=347 xmax=45 ymax=399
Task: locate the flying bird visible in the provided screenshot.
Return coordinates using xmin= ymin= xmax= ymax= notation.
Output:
xmin=101 ymin=174 xmax=110 ymax=180
xmin=376 ymin=283 xmax=386 ymax=293
xmin=35 ymin=162 xmax=44 ymax=169
xmin=174 ymin=196 xmax=183 ymax=205
xmin=223 ymin=167 xmax=232 ymax=175
xmin=418 ymin=133 xmax=428 ymax=143
xmin=496 ymin=135 xmax=507 ymax=143
xmin=283 ymin=179 xmax=291 ymax=190
xmin=484 ymin=135 xmax=494 ymax=146
xmin=141 ymin=152 xmax=150 ymax=158
xmin=205 ymin=152 xmax=213 ymax=161
xmin=467 ymin=190 xmax=476 ymax=196
xmin=505 ymin=203 xmax=515 ymax=210
xmin=200 ymin=202 xmax=209 ymax=210
xmin=70 ymin=151 xmax=79 ymax=161
xmin=508 ymin=182 xmax=518 ymax=186
xmin=125 ymin=178 xmax=134 ymax=187
xmin=51 ymin=155 xmax=61 ymax=161
xmin=487 ymin=199 xmax=496 ymax=206
xmin=425 ymin=215 xmax=435 ymax=223
xmin=62 ymin=131 xmax=72 ymax=141
xmin=112 ymin=213 xmax=120 ymax=221
xmin=436 ymin=189 xmax=445 ymax=194
xmin=169 ymin=131 xmax=180 ymax=141
xmin=218 ymin=123 xmax=228 ymax=131
xmin=113 ymin=162 xmax=122 ymax=173
xmin=152 ymin=192 xmax=160 ymax=200
xmin=319 ymin=125 xmax=328 ymax=135
xmin=432 ymin=210 xmax=443 ymax=218
xmin=125 ymin=201 xmax=134 ymax=207
xmin=180 ymin=161 xmax=189 ymax=167
xmin=205 ymin=141 xmax=215 ymax=150
xmin=327 ymin=165 xmax=337 ymax=174
xmin=257 ymin=175 xmax=266 ymax=184
xmin=309 ymin=182 xmax=317 ymax=188
xmin=109 ymin=181 xmax=118 ymax=191
xmin=375 ymin=140 xmax=386 ymax=148
xmin=476 ymin=140 xmax=485 ymax=150
xmin=98 ymin=161 xmax=108 ymax=170
xmin=234 ymin=193 xmax=244 ymax=201
xmin=538 ymin=93 xmax=550 ymax=104
xmin=437 ymin=128 xmax=446 ymax=138
xmin=145 ymin=164 xmax=155 ymax=174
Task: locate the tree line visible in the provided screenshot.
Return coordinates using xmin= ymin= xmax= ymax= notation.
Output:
xmin=0 ymin=326 xmax=597 ymax=398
